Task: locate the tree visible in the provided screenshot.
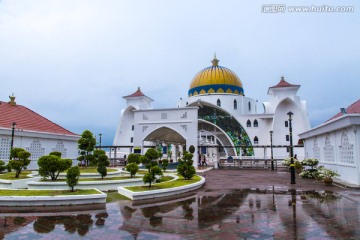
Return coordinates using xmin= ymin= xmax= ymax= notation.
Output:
xmin=8 ymin=148 xmax=31 ymax=178
xmin=96 ymin=151 xmax=110 ymax=179
xmin=161 ymin=159 xmax=169 ymax=172
xmin=77 ymin=130 xmax=96 ymax=166
xmin=38 ymin=152 xmax=72 ymax=180
xmin=141 ymin=148 xmax=160 ymax=172
xmin=143 ymin=165 xmax=163 ymax=188
xmin=126 ymin=163 xmax=139 ymax=178
xmin=66 ymin=166 xmax=80 ymax=192
xmin=189 ymin=145 xmax=195 ymax=154
xmin=0 ymin=160 xmax=6 ymax=173
xmin=177 ymin=151 xmax=196 ymax=180
xmin=127 ymin=153 xmax=140 ymax=164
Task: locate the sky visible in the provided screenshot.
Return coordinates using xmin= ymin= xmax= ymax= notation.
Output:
xmin=1 ymin=0 xmax=359 ymax=146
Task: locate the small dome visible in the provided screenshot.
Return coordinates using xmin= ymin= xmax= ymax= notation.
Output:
xmin=188 ymin=56 xmax=244 ymax=97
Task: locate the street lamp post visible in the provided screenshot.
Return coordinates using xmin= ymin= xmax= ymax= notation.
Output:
xmin=10 ymin=122 xmax=16 ymax=160
xmin=99 ymin=133 xmax=102 ymax=148
xmin=270 ymin=130 xmax=274 ymax=170
xmin=287 ymin=112 xmax=296 ymax=184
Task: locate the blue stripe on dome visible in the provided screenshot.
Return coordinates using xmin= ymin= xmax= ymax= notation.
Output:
xmin=188 ymin=84 xmax=244 ymax=96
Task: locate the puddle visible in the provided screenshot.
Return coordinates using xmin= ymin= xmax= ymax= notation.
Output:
xmin=1 ymin=189 xmax=359 ymax=239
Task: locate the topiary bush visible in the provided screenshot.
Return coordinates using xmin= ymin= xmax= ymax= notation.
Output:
xmin=38 ymin=153 xmax=72 ymax=180
xmin=143 ymin=165 xmax=163 ymax=188
xmin=189 ymin=145 xmax=195 ymax=154
xmin=127 ymin=153 xmax=140 ymax=165
xmin=177 ymin=151 xmax=195 ymax=180
xmin=97 ymin=152 xmax=110 ymax=179
xmin=126 ymin=163 xmax=139 ymax=178
xmin=161 ymin=159 xmax=169 ymax=172
xmin=0 ymin=160 xmax=6 ymax=173
xmin=8 ymin=148 xmax=31 ymax=178
xmin=141 ymin=148 xmax=160 ymax=172
xmin=66 ymin=166 xmax=80 ymax=192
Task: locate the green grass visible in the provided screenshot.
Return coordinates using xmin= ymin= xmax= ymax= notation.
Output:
xmin=0 ymin=189 xmax=100 ymax=196
xmin=40 ymin=176 xmax=141 ymax=182
xmin=134 ymin=169 xmax=149 ymax=174
xmin=125 ymin=175 xmax=201 ymax=192
xmin=74 ymin=167 xmax=118 ymax=174
xmin=0 ymin=170 xmax=33 ymax=180
xmin=106 ymin=191 xmax=130 ymax=202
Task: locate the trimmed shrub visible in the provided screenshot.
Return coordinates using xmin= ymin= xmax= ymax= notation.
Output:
xmin=143 ymin=165 xmax=163 ymax=188
xmin=49 ymin=151 xmax=62 ymax=157
xmin=177 ymin=151 xmax=195 ymax=180
xmin=189 ymin=145 xmax=195 ymax=154
xmin=97 ymin=153 xmax=110 ymax=179
xmin=161 ymin=159 xmax=169 ymax=172
xmin=0 ymin=160 xmax=6 ymax=173
xmin=141 ymin=149 xmax=160 ymax=172
xmin=127 ymin=153 xmax=140 ymax=164
xmin=38 ymin=155 xmax=72 ymax=180
xmin=8 ymin=148 xmax=31 ymax=178
xmin=126 ymin=163 xmax=139 ymax=178
xmin=66 ymin=166 xmax=80 ymax=192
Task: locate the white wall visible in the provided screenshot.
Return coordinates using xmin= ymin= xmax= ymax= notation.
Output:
xmin=0 ymin=128 xmax=79 ymax=170
xmin=300 ymin=115 xmax=360 ymax=185
xmin=133 ymin=107 xmax=199 ymax=168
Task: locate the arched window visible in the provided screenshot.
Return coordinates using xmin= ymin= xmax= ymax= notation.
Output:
xmin=234 ymin=99 xmax=237 ymax=109
xmin=246 ymin=119 xmax=251 ymax=127
xmin=254 ymin=136 xmax=259 ymax=144
xmin=313 ymin=137 xmax=320 ymax=160
xmin=340 ymin=131 xmax=354 ymax=164
xmin=52 ymin=140 xmax=67 ymax=158
xmin=324 ymin=135 xmax=334 ymax=162
xmin=26 ymin=139 xmax=45 ymax=160
xmin=253 ymin=119 xmax=258 ymax=127
xmin=217 ymin=99 xmax=221 ymax=107
xmin=248 ymin=102 xmax=251 ymax=111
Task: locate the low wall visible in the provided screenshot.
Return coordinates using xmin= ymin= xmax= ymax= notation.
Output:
xmin=0 ymin=177 xmax=41 ymax=189
xmin=0 ymin=190 xmax=106 ymax=206
xmin=27 ymin=178 xmax=144 ymax=191
xmin=54 ymin=168 xmax=123 ymax=179
xmin=118 ymin=175 xmax=205 ymax=201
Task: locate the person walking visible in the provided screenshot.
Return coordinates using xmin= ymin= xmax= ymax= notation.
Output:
xmin=202 ymin=155 xmax=208 ymax=166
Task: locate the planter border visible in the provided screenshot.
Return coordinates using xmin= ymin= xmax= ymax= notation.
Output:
xmin=0 ymin=188 xmax=106 ymax=206
xmin=118 ymin=175 xmax=205 ymax=200
xmin=27 ymin=177 xmax=144 ymax=191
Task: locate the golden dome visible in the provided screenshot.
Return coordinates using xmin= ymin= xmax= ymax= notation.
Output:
xmin=188 ymin=56 xmax=244 ymax=97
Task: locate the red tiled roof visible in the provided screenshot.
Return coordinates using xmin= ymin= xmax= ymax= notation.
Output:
xmin=123 ymin=87 xmax=145 ymax=98
xmin=327 ymin=99 xmax=360 ymax=121
xmin=269 ymin=76 xmax=300 ymax=89
xmin=0 ymin=101 xmax=78 ymax=136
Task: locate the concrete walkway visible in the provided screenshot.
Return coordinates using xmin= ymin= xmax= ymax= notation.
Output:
xmin=197 ymin=168 xmax=358 ymax=195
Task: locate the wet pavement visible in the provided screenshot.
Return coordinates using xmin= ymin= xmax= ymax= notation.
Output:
xmin=1 ymin=169 xmax=360 ymax=239
xmin=197 ymin=169 xmax=355 ymax=194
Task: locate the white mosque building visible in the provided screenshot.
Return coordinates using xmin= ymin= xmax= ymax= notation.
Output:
xmin=113 ymin=56 xmax=311 ymax=167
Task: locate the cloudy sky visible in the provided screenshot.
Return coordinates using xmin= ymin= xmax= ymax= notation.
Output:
xmin=1 ymin=0 xmax=359 ymax=145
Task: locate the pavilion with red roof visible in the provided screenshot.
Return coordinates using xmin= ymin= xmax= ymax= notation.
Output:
xmin=0 ymin=95 xmax=80 ymax=168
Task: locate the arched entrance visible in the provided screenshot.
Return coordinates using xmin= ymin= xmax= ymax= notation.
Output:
xmin=132 ymin=107 xmax=199 ymax=168
xmin=197 ymin=103 xmax=253 ymax=157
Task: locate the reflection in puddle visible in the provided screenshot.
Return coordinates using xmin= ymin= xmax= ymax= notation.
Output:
xmin=1 ymin=189 xmax=359 ymax=239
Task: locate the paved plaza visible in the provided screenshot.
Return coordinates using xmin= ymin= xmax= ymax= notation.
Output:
xmin=197 ymin=168 xmax=359 ymax=194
